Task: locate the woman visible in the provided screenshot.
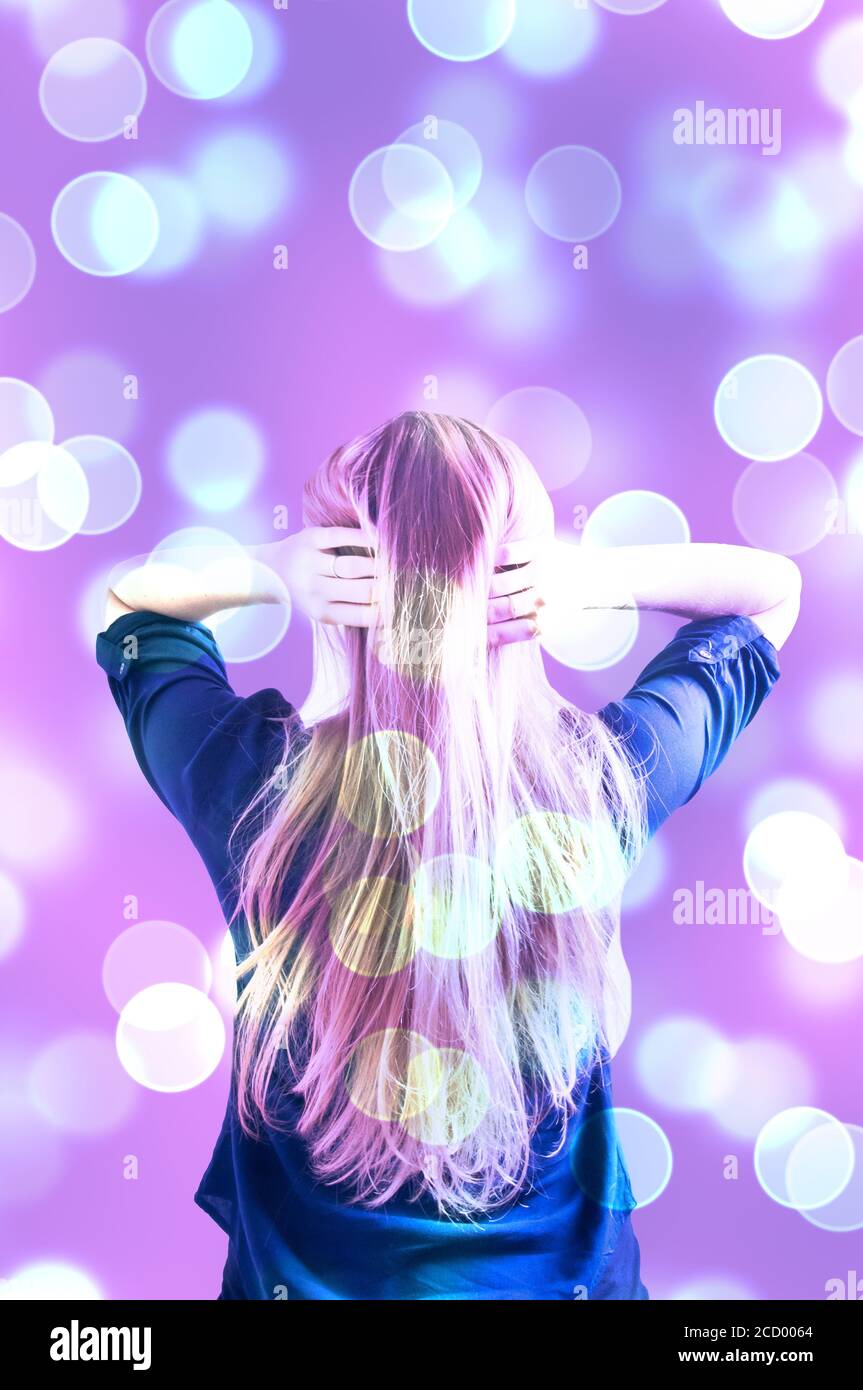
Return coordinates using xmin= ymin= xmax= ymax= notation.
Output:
xmin=97 ymin=412 xmax=800 ymax=1300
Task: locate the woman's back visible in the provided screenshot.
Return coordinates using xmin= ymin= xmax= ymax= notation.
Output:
xmin=98 ymin=410 xmax=796 ymax=1297
xmin=97 ymin=598 xmax=780 ymax=1298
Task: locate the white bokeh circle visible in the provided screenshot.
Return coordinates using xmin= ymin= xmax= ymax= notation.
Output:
xmin=407 ymin=0 xmax=516 ymax=62
xmin=350 ymin=144 xmax=455 ymax=252
xmin=0 ymin=441 xmax=90 ymax=550
xmin=732 ymin=454 xmax=837 ymax=555
xmin=0 ymin=215 xmax=36 ymax=313
xmin=719 ymin=0 xmax=825 ymax=41
xmin=146 ymin=0 xmax=253 ymax=99
xmin=715 ymin=355 xmax=823 ymax=461
xmin=52 ymin=171 xmax=159 ymax=276
xmin=61 ymin=435 xmax=141 ymax=534
xmin=116 ymin=982 xmax=226 ymax=1092
xmin=827 ymin=335 xmax=863 ymax=436
xmin=526 ymin=146 xmax=622 ymax=242
xmin=40 ymin=38 xmax=147 ymax=142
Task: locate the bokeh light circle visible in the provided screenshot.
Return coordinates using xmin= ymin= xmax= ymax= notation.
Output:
xmin=346 ymin=1028 xmax=443 ymax=1123
xmin=0 ymin=870 xmax=25 ymax=959
xmin=210 ymin=599 xmax=291 ymax=663
xmin=39 ymin=39 xmax=147 ymax=142
xmin=500 ymin=812 xmax=628 ymax=914
xmin=61 ymin=435 xmax=141 ymax=534
xmin=712 ymin=1037 xmax=815 ymax=1140
xmin=807 ymin=671 xmax=863 ymax=768
xmin=350 ymin=144 xmax=455 ymax=252
xmin=779 ymin=857 xmax=863 ymax=965
xmin=635 ymin=1017 xmax=735 ymax=1113
xmin=815 ymin=17 xmax=863 ymax=114
xmin=412 ymin=854 xmax=500 ymax=958
xmin=102 ymin=920 xmax=213 ymax=1012
xmin=621 ymin=835 xmax=668 ymax=912
xmin=0 ymin=1261 xmax=102 ymax=1300
xmin=537 ymin=541 xmax=638 ymax=670
xmin=339 ymin=731 xmax=442 ymax=837
xmin=407 ymin=0 xmax=516 ymax=62
xmin=0 ymin=214 xmax=36 ymax=313
xmin=167 ymin=407 xmax=264 ymax=510
xmin=486 ymin=386 xmax=591 ymax=491
xmin=732 ymin=454 xmax=837 ymax=555
xmin=582 ymin=490 xmax=690 ymax=548
xmin=826 ymin=335 xmax=863 ymax=436
xmin=29 ymin=0 xmax=128 ymax=59
xmin=37 ymin=349 xmax=136 ymax=442
xmin=744 ymin=777 xmax=844 ymax=840
xmin=743 ymin=810 xmax=849 ymax=917
xmin=718 ymin=0 xmax=825 ymax=40
xmin=116 ymin=983 xmax=226 ymax=1092
xmin=0 ymin=1095 xmax=64 ymax=1204
xmin=593 ymin=0 xmax=669 ymax=12
xmin=0 ymin=760 xmax=79 ymax=869
xmin=715 ymin=355 xmax=823 ymax=461
xmin=402 ymin=1047 xmax=491 ymax=1147
xmin=378 ymin=205 xmax=496 ymax=305
xmin=143 ymin=526 xmax=290 ymax=662
xmin=52 ymin=171 xmax=159 ymax=275
xmin=0 ymin=441 xmax=90 ymax=550
xmin=502 ymin=0 xmax=598 ymax=78
xmin=572 ymin=1107 xmax=672 ymax=1209
xmin=29 ymin=1030 xmax=137 ymax=1135
xmin=132 ymin=166 xmax=205 ymax=276
xmin=846 ymin=452 xmax=863 ymax=532
xmin=146 ymin=0 xmax=253 ymax=99
xmin=0 ymin=378 xmax=54 ymax=453
xmin=191 ymin=129 xmax=290 ymax=232
xmin=221 ymin=1 xmax=281 ymax=102
xmin=800 ymin=1124 xmax=863 ymax=1232
xmin=526 ymin=146 xmax=622 ymax=242
xmin=755 ymin=1107 xmax=854 ymax=1210
xmin=329 ymin=876 xmax=416 ymax=978
xmin=394 ymin=119 xmax=482 ymax=210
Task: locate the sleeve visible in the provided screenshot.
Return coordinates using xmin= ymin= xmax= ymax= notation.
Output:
xmin=598 ymin=614 xmax=780 ymax=839
xmin=96 ymin=610 xmax=299 ymax=874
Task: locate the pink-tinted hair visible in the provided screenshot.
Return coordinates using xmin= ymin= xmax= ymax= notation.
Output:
xmin=231 ymin=412 xmax=645 ymax=1216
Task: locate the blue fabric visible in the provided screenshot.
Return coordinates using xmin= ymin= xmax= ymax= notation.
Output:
xmin=96 ymin=610 xmax=780 ymax=1300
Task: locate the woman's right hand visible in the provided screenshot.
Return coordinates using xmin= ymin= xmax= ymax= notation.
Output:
xmin=267 ymin=528 xmax=378 ymax=627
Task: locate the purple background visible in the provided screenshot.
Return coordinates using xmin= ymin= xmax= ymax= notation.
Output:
xmin=1 ymin=0 xmax=862 ymax=1300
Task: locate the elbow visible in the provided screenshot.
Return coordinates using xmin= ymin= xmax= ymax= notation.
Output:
xmin=784 ymin=556 xmax=803 ymax=601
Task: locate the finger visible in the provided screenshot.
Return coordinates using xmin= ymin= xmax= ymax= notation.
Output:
xmin=309 ymin=526 xmax=375 ymax=553
xmin=320 ymin=601 xmax=377 ymax=628
xmin=487 ymin=589 xmax=539 ymax=625
xmin=320 ymin=576 xmax=376 ymax=604
xmin=489 ymin=559 xmax=539 ymax=599
xmin=315 ymin=552 xmax=377 ymax=580
xmin=495 ymin=536 xmax=545 ymax=568
xmin=488 ymin=617 xmax=540 ymax=649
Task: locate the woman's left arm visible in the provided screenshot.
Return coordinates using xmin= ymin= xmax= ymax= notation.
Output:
xmin=565 ymin=542 xmax=802 ymax=650
xmin=103 ymin=529 xmax=376 ymax=630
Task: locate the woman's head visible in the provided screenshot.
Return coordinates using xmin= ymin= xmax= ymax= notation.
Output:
xmin=300 ymin=412 xmax=553 ymax=720
xmin=304 ymin=410 xmax=554 ymax=574
xmin=232 ymin=412 xmax=645 ymax=1216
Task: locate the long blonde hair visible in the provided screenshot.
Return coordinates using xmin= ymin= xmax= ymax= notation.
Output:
xmin=231 ymin=412 xmax=645 ymax=1216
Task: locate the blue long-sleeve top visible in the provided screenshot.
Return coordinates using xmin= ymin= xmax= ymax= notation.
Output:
xmin=96 ymin=611 xmax=779 ymax=1300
